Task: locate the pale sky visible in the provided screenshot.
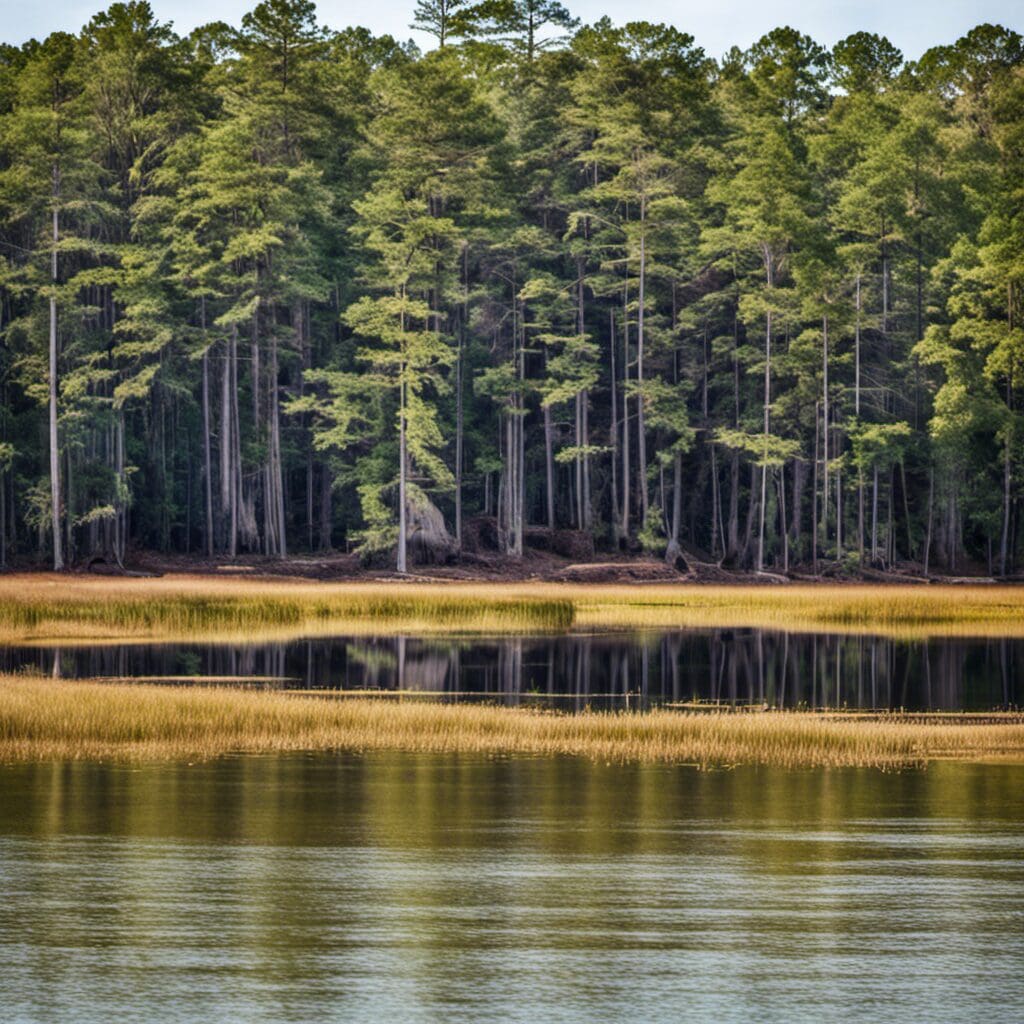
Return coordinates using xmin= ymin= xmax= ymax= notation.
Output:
xmin=2 ymin=0 xmax=1021 ymax=61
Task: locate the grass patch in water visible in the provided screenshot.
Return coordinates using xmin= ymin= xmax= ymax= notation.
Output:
xmin=3 ymin=676 xmax=1024 ymax=769
xmin=0 ymin=576 xmax=573 ymax=642
xmin=1 ymin=577 xmax=1024 ymax=643
xmin=570 ymin=584 xmax=1024 ymax=638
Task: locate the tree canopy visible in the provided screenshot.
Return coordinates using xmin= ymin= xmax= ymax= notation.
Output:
xmin=0 ymin=2 xmax=1022 ymax=575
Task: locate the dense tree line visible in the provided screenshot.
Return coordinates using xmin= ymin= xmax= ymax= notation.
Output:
xmin=1 ymin=1 xmax=1022 ymax=573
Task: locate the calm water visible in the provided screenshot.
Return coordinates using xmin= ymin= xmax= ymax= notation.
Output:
xmin=0 ymin=756 xmax=1022 ymax=1023
xmin=8 ymin=629 xmax=1023 ymax=710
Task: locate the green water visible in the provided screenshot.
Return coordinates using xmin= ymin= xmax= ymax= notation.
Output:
xmin=1 ymin=757 xmax=1022 ymax=1022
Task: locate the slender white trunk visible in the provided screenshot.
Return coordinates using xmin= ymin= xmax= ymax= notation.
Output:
xmin=757 ymin=251 xmax=773 ymax=572
xmin=201 ymin=300 xmax=214 ymax=557
xmin=637 ymin=200 xmax=648 ymax=522
xmin=49 ymin=187 xmax=63 ymax=571
xmin=822 ymin=314 xmax=829 ymax=555
xmin=398 ymin=372 xmax=407 ymax=574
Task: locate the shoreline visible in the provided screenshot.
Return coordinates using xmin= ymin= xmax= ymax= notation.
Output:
xmin=2 ymin=575 xmax=1024 ymax=642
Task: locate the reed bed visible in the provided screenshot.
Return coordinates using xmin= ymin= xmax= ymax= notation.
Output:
xmin=0 ymin=575 xmax=574 ymax=642
xmin=570 ymin=584 xmax=1024 ymax=639
xmin=0 ymin=576 xmax=1023 ymax=644
xmin=3 ymin=677 xmax=1024 ymax=768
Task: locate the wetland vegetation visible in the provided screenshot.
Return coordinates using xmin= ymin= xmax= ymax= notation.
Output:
xmin=3 ymin=575 xmax=1024 ymax=643
xmin=3 ymin=676 xmax=1023 ymax=768
xmin=3 ymin=576 xmax=1024 ymax=768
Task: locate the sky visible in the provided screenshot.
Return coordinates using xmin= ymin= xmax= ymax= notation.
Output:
xmin=2 ymin=0 xmax=1022 ymax=61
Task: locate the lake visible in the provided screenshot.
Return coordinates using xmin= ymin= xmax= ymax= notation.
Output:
xmin=0 ymin=755 xmax=1022 ymax=1023
xmin=8 ymin=628 xmax=1022 ymax=710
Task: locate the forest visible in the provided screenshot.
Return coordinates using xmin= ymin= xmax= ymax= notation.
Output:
xmin=0 ymin=0 xmax=1022 ymax=575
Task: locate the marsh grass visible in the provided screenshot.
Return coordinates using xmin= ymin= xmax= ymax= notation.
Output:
xmin=0 ymin=575 xmax=574 ymax=643
xmin=1 ymin=576 xmax=1024 ymax=644
xmin=571 ymin=584 xmax=1024 ymax=639
xmin=3 ymin=677 xmax=1024 ymax=769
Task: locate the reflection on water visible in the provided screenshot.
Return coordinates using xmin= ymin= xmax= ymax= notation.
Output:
xmin=0 ymin=757 xmax=1022 ymax=1024
xmin=6 ymin=629 xmax=1023 ymax=710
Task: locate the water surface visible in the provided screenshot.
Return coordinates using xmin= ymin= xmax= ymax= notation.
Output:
xmin=1 ymin=757 xmax=1022 ymax=1023
xmin=8 ymin=629 xmax=1022 ymax=710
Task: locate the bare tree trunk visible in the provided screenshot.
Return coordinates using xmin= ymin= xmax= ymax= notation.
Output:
xmin=871 ymin=464 xmax=879 ymax=565
xmin=636 ymin=205 xmax=648 ymax=523
xmin=727 ymin=453 xmax=739 ymax=559
xmin=49 ymin=178 xmax=63 ymax=571
xmin=812 ymin=401 xmax=819 ymax=574
xmin=201 ymin=304 xmax=214 ymax=558
xmin=230 ymin=325 xmax=241 ymax=556
xmin=666 ymin=450 xmax=682 ymax=566
xmin=741 ymin=463 xmax=757 ymax=566
xmin=514 ymin=302 xmax=525 ymax=558
xmin=1001 ymin=424 xmax=1011 ymax=576
xmin=821 ymin=314 xmax=829 ymax=559
xmin=455 ymin=308 xmax=464 ymax=550
xmin=455 ymin=245 xmax=468 ymax=551
xmin=710 ymin=444 xmax=721 ymax=559
xmin=757 ymin=251 xmax=773 ymax=572
xmin=220 ymin=335 xmax=232 ymax=553
xmin=581 ymin=390 xmax=591 ymax=530
xmin=836 ymin=466 xmax=843 ymax=559
xmin=114 ymin=414 xmax=126 ymax=567
xmin=577 ymin=265 xmax=591 ymax=530
xmin=925 ymin=471 xmax=933 ymax=577
xmin=609 ymin=309 xmax=621 ymax=546
xmin=543 ymin=396 xmax=555 ymax=530
xmin=778 ymin=465 xmax=789 ymax=573
xmin=251 ymin=315 xmax=263 ymax=552
xmin=398 ymin=372 xmax=407 ymax=574
xmin=270 ymin=334 xmax=286 ymax=557
xmin=621 ymin=290 xmax=631 ymax=540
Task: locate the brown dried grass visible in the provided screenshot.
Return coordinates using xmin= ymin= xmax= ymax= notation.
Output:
xmin=3 ymin=676 xmax=1023 ymax=769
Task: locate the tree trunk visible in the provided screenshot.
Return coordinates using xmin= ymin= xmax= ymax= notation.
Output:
xmin=220 ymin=334 xmax=232 ymax=554
xmin=757 ymin=251 xmax=773 ymax=572
xmin=871 ymin=464 xmax=879 ymax=565
xmin=636 ymin=203 xmax=648 ymax=523
xmin=710 ymin=444 xmax=721 ymax=559
xmin=821 ymin=314 xmax=829 ymax=559
xmin=201 ymin=322 xmax=214 ymax=557
xmin=924 ymin=468 xmax=934 ymax=575
xmin=621 ymin=288 xmax=631 ymax=540
xmin=778 ymin=465 xmax=789 ymax=573
xmin=1001 ymin=427 xmax=1011 ymax=576
xmin=609 ymin=309 xmax=621 ymax=546
xmin=577 ymin=265 xmax=591 ymax=530
xmin=230 ymin=325 xmax=240 ymax=556
xmin=270 ymin=334 xmax=286 ymax=557
xmin=49 ymin=179 xmax=63 ymax=571
xmin=812 ymin=401 xmax=819 ymax=574
xmin=398 ymin=372 xmax=408 ymax=574
xmin=455 ymin=307 xmax=464 ymax=551
xmin=543 ymin=391 xmax=555 ymax=530
xmin=665 ymin=449 xmax=682 ymax=566
xmin=727 ymin=452 xmax=739 ymax=560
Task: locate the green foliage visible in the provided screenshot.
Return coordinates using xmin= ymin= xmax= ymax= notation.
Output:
xmin=0 ymin=6 xmax=1021 ymax=574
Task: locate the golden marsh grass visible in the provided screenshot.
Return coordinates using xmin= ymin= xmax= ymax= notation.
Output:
xmin=570 ymin=583 xmax=1024 ymax=639
xmin=3 ymin=677 xmax=1023 ymax=769
xmin=0 ymin=575 xmax=1023 ymax=643
xmin=0 ymin=575 xmax=574 ymax=643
